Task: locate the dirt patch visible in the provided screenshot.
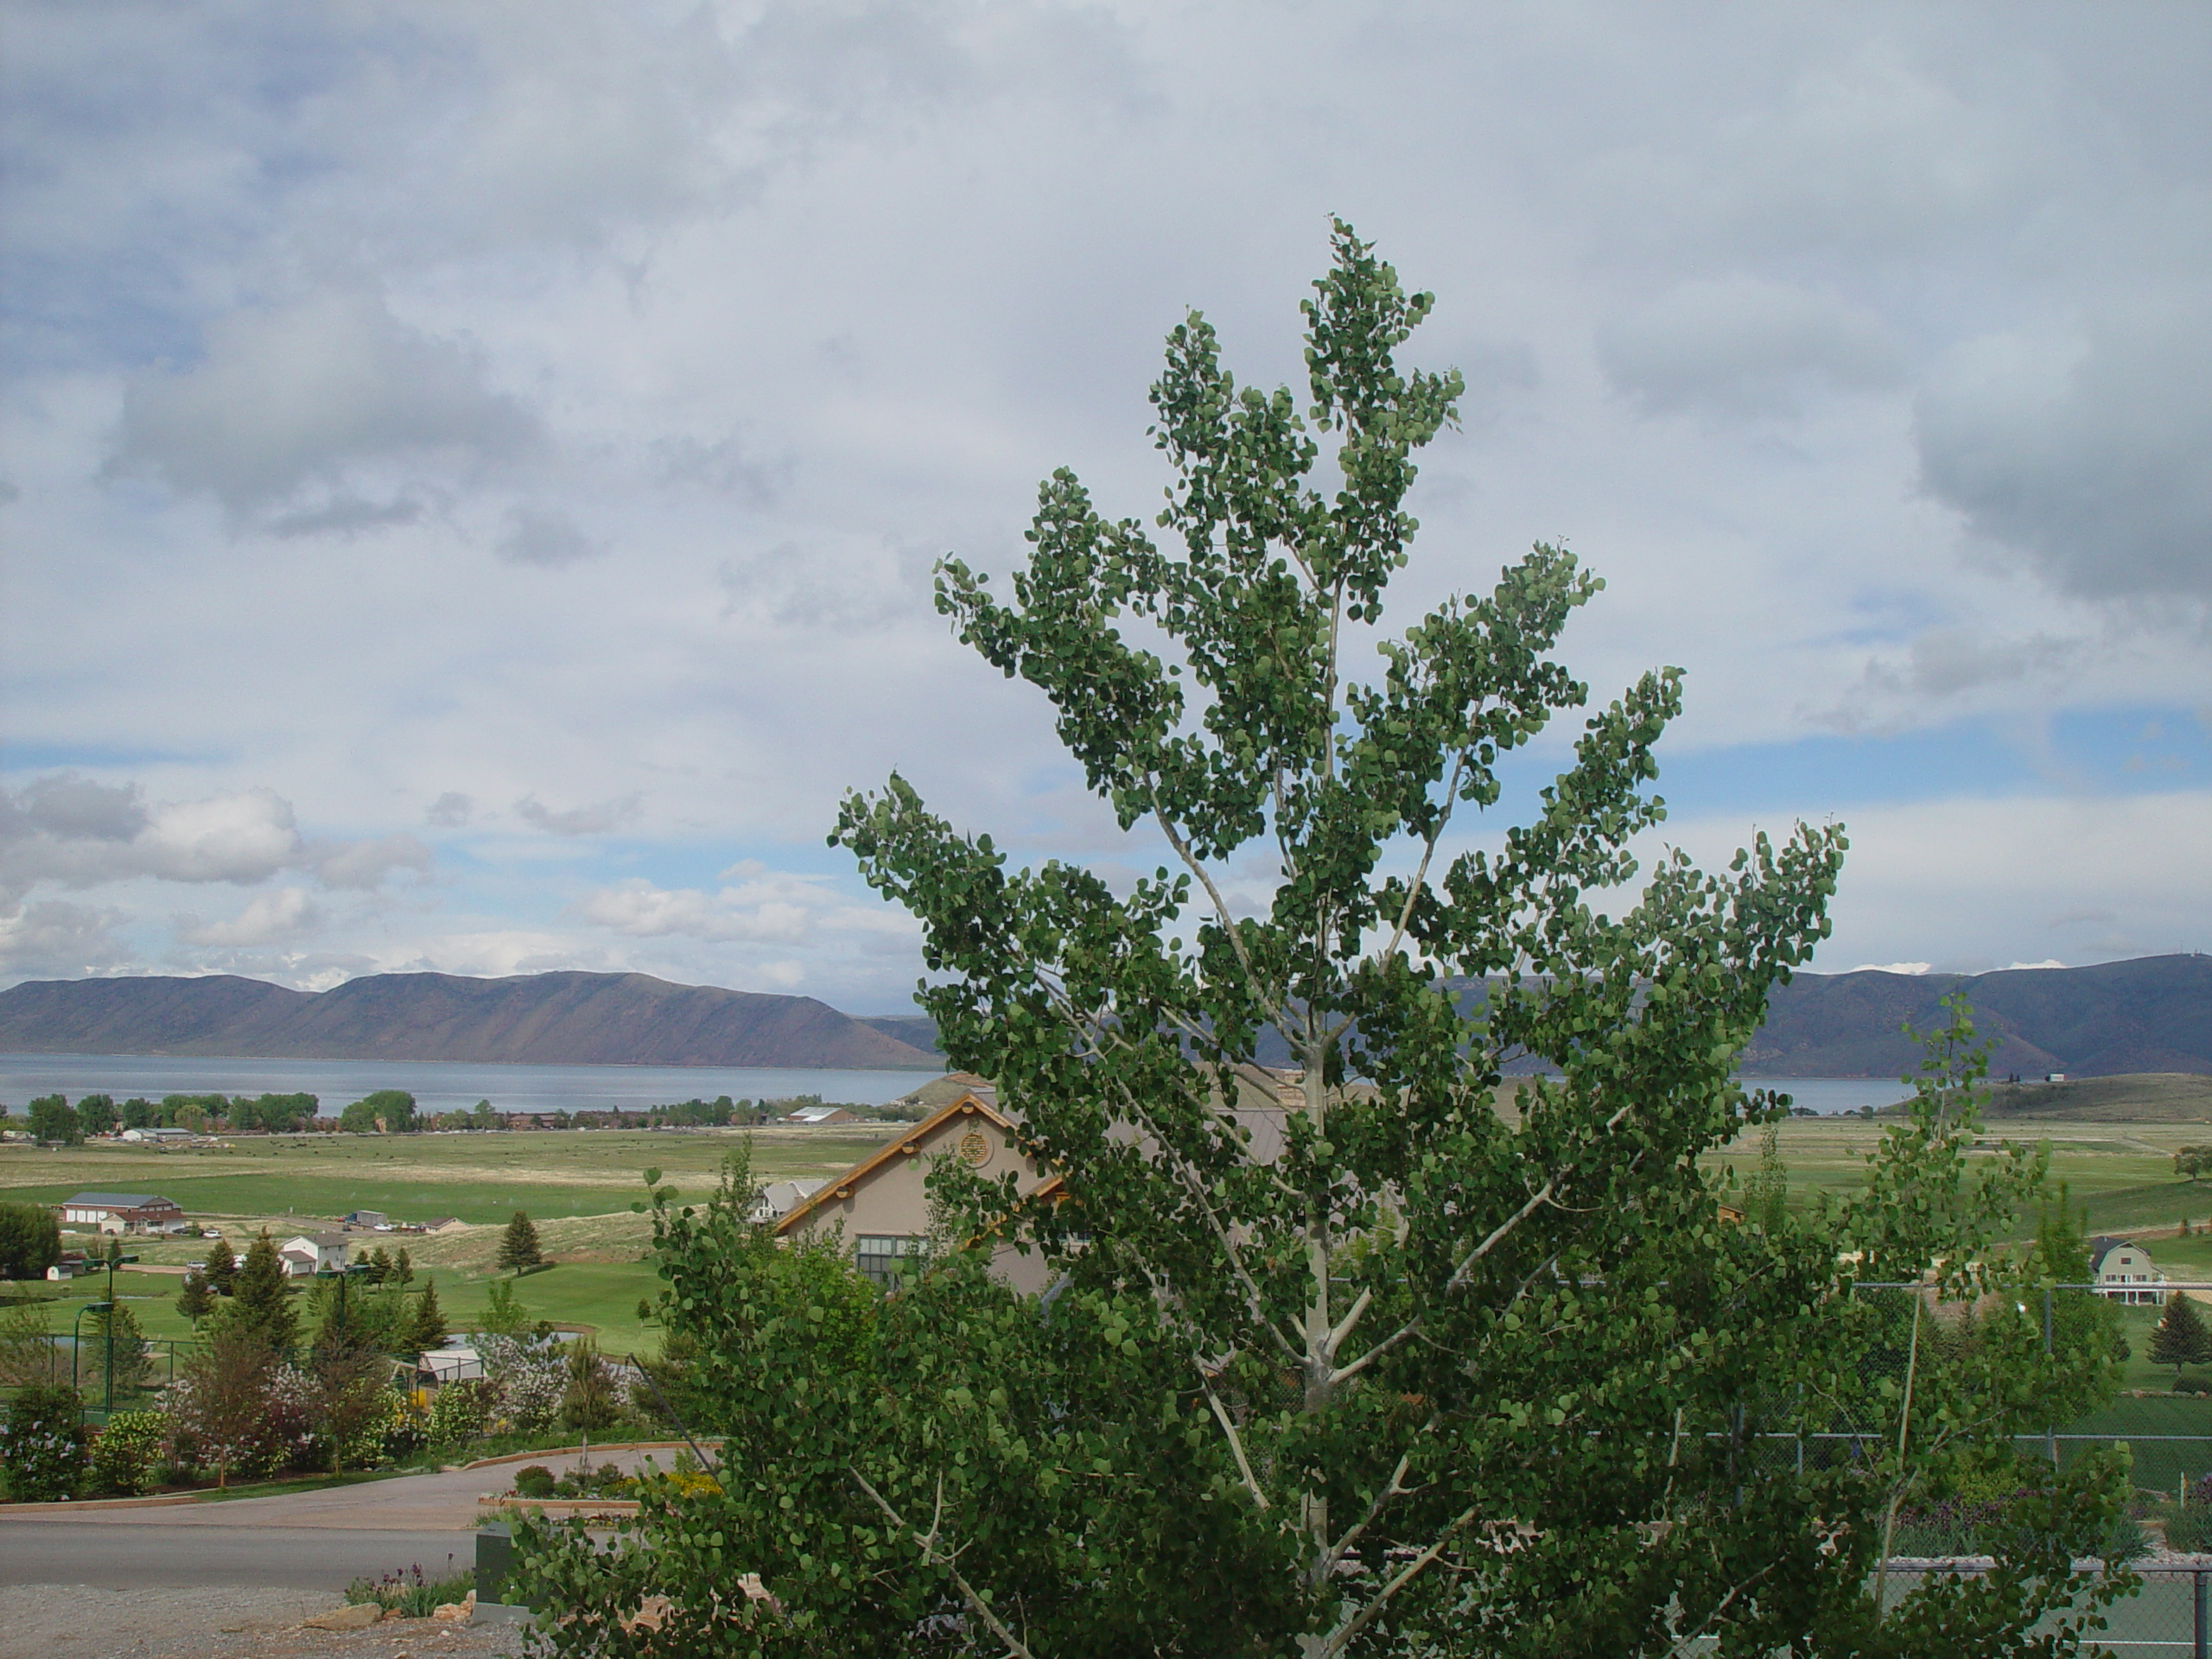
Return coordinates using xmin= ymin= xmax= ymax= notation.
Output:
xmin=0 ymin=1585 xmax=528 ymax=1659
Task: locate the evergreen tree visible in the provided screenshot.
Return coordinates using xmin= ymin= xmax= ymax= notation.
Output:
xmin=225 ymin=1230 xmax=297 ymax=1352
xmin=393 ymin=1247 xmax=413 ymax=1286
xmin=364 ymin=1246 xmax=393 ymax=1286
xmin=497 ymin=1211 xmax=544 ymax=1271
xmin=177 ymin=1270 xmax=214 ymax=1325
xmin=409 ymin=1278 xmax=448 ymax=1353
xmin=2151 ymin=1293 xmax=2212 ymax=1383
xmin=202 ymin=1233 xmax=238 ymax=1295
xmin=0 ymin=1199 xmax=62 ymax=1280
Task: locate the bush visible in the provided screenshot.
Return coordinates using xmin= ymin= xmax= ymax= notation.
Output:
xmin=88 ymin=1409 xmax=167 ymax=1495
xmin=0 ymin=1385 xmax=86 ymax=1501
xmin=425 ymin=1378 xmax=492 ymax=1449
xmin=512 ymin=1464 xmax=556 ymax=1497
xmin=2170 ymin=1505 xmax=2212 ymax=1553
xmin=345 ymin=1560 xmax=473 ymax=1618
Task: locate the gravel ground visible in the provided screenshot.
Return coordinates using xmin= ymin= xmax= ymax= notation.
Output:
xmin=0 ymin=1586 xmax=532 ymax=1659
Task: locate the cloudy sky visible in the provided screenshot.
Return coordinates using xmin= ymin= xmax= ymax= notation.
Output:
xmin=3 ymin=2 xmax=2208 ymax=1012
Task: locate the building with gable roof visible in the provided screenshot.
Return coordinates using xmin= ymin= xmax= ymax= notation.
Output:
xmin=773 ymin=1084 xmax=1064 ymax=1293
xmin=59 ymin=1192 xmax=188 ymax=1234
xmin=2088 ymin=1236 xmax=2166 ymax=1305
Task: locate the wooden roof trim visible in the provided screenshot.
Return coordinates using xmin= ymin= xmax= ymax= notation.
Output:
xmin=772 ymin=1090 xmax=1016 ymax=1236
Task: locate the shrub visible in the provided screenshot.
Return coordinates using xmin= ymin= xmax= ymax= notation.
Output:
xmin=513 ymin=1464 xmax=556 ymax=1497
xmin=88 ymin=1409 xmax=167 ymax=1496
xmin=481 ymin=1333 xmax=565 ymax=1434
xmin=425 ymin=1378 xmax=492 ymax=1449
xmin=346 ymin=1560 xmax=473 ymax=1618
xmin=2169 ymin=1505 xmax=2212 ymax=1553
xmin=0 ymin=1385 xmax=86 ymax=1501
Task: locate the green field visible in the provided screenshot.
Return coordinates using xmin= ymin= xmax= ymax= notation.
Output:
xmin=0 ymin=1126 xmax=896 ymax=1358
xmin=0 ymin=1124 xmax=893 ymax=1226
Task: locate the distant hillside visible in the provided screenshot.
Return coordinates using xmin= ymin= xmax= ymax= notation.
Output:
xmin=1742 ymin=955 xmax=2212 ymax=1079
xmin=1980 ymin=1072 xmax=2212 ymax=1122
xmin=0 ymin=971 xmax=943 ymax=1070
xmin=861 ymin=1014 xmax=939 ymax=1052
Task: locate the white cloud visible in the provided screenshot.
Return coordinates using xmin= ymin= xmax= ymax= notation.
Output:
xmin=1916 ymin=305 xmax=2212 ymax=604
xmin=497 ymin=507 xmax=603 ymax=568
xmin=175 ymin=887 xmax=323 ymax=947
xmin=0 ymin=899 xmax=131 ymax=979
xmin=1853 ymin=962 xmax=1932 ymax=976
xmin=110 ymin=289 xmax=537 ymax=524
xmin=512 ymin=794 xmax=642 ymax=836
xmin=309 ymin=833 xmax=435 ymax=890
xmin=1599 ymin=276 xmax=1905 ymax=418
xmin=574 ymin=873 xmax=918 ymax=949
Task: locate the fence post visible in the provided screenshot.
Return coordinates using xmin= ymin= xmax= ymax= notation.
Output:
xmin=2194 ymin=1568 xmax=2207 ymax=1659
xmin=2044 ymin=1285 xmax=2054 ymax=1355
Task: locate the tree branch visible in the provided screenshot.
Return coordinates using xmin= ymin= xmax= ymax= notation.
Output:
xmin=849 ymin=1467 xmax=1035 ymax=1659
xmin=1317 ymin=1502 xmax=1479 ymax=1656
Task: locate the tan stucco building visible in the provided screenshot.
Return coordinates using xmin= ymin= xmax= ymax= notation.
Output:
xmin=773 ymin=1084 xmax=1063 ymax=1294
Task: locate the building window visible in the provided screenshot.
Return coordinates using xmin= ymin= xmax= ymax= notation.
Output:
xmin=855 ymin=1235 xmax=927 ymax=1288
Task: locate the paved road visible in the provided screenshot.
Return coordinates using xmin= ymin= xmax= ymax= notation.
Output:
xmin=0 ymin=1444 xmax=666 ymax=1591
xmin=0 ymin=1523 xmax=467 ymax=1591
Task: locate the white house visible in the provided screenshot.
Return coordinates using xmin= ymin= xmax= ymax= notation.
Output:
xmin=278 ymin=1233 xmax=350 ymax=1276
xmin=782 ymin=1104 xmax=859 ymax=1126
xmin=749 ymin=1178 xmax=827 ymax=1224
xmin=118 ymin=1127 xmax=191 ymax=1144
xmin=2089 ymin=1236 xmax=2166 ymax=1305
xmin=59 ymin=1192 xmax=188 ymax=1234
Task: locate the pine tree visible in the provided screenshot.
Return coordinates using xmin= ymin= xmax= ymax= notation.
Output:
xmin=497 ymin=1211 xmax=544 ymax=1271
xmin=2151 ymin=1292 xmax=2212 ymax=1383
xmin=393 ymin=1247 xmax=413 ymax=1286
xmin=202 ymin=1233 xmax=238 ymax=1295
xmin=226 ymin=1230 xmax=298 ymax=1352
xmin=409 ymin=1278 xmax=448 ymax=1353
xmin=177 ymin=1270 xmax=214 ymax=1325
xmin=365 ymin=1246 xmax=393 ymax=1286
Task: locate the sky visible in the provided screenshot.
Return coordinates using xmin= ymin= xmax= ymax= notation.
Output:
xmin=3 ymin=1 xmax=2209 ymax=1014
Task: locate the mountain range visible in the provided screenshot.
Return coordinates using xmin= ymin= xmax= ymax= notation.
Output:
xmin=0 ymin=954 xmax=2203 ymax=1077
xmin=0 ymin=970 xmax=940 ymax=1070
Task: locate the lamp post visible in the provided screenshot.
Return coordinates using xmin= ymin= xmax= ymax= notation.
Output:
xmin=313 ymin=1260 xmax=372 ymax=1341
xmin=70 ymin=1300 xmax=112 ymax=1418
xmin=98 ymin=1244 xmax=140 ymax=1415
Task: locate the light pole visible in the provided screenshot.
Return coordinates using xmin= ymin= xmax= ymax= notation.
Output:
xmin=70 ymin=1300 xmax=111 ymax=1418
xmin=313 ymin=1261 xmax=372 ymax=1343
xmin=97 ymin=1244 xmax=140 ymax=1415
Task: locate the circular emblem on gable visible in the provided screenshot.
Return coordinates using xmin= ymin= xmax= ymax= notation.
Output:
xmin=956 ymin=1128 xmax=991 ymax=1168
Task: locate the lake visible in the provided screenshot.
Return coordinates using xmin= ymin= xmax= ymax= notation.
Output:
xmin=0 ymin=1052 xmax=942 ymax=1118
xmin=1 ymin=1052 xmax=1909 ymax=1117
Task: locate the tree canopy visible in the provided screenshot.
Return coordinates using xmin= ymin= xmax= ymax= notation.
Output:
xmin=518 ymin=224 xmax=2129 ymax=1657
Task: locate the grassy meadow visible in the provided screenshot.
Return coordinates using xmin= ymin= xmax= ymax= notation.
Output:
xmin=0 ymin=1124 xmax=896 ymax=1357
xmin=15 ymin=1109 xmax=2212 ymax=1365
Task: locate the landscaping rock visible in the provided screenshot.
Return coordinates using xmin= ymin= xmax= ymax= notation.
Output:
xmin=302 ymin=1601 xmax=385 ymax=1630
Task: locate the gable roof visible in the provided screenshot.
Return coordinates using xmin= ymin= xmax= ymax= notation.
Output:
xmin=63 ymin=1192 xmax=174 ymax=1210
xmin=2088 ymin=1236 xmax=2152 ymax=1272
xmin=773 ymin=1090 xmax=1017 ymax=1236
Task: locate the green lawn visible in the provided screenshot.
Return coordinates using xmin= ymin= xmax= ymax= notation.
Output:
xmin=16 ymin=1259 xmax=667 ymax=1357
xmin=0 ymin=1125 xmax=893 ymax=1227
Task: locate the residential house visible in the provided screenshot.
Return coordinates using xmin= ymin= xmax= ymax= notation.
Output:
xmin=775 ymin=1087 xmax=1063 ymax=1293
xmin=2089 ymin=1236 xmax=2166 ymax=1305
xmin=422 ymin=1217 xmax=467 ymax=1235
xmin=774 ymin=1071 xmax=1307 ymax=1296
xmin=751 ymin=1179 xmax=828 ymax=1224
xmin=278 ymin=1233 xmax=350 ymax=1276
xmin=59 ymin=1192 xmax=188 ymax=1234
